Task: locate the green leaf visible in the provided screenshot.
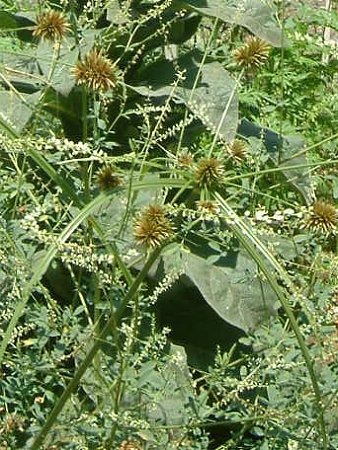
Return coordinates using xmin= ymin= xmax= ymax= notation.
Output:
xmin=0 ymin=11 xmax=18 ymax=29
xmin=165 ymin=249 xmax=278 ymax=333
xmin=277 ymin=134 xmax=315 ymax=204
xmin=30 ymin=246 xmax=162 ymax=449
xmin=134 ymin=50 xmax=238 ymax=142
xmin=0 ymin=91 xmax=40 ymax=134
xmin=160 ymin=244 xmax=278 ymax=368
xmin=167 ymin=13 xmax=202 ymax=44
xmin=37 ymin=40 xmax=78 ymax=96
xmin=42 ymin=87 xmax=84 ymax=141
xmin=238 ymin=118 xmax=314 ymax=204
xmin=0 ymin=12 xmax=36 ymax=41
xmin=175 ymin=0 xmax=284 ymax=47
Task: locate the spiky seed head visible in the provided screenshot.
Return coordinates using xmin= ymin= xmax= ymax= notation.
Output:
xmin=133 ymin=205 xmax=173 ymax=248
xmin=3 ymin=414 xmax=25 ymax=434
xmin=33 ymin=10 xmax=70 ymax=41
xmin=118 ymin=441 xmax=143 ymax=450
xmin=144 ymin=204 xmax=167 ymax=220
xmin=233 ymin=36 xmax=270 ymax=70
xmin=97 ymin=166 xmax=123 ymax=190
xmin=305 ymin=201 xmax=338 ymax=234
xmin=177 ymin=152 xmax=194 ymax=167
xmin=72 ymin=49 xmax=117 ymax=92
xmin=196 ymin=200 xmax=219 ymax=217
xmin=195 ymin=157 xmax=224 ymax=188
xmin=227 ymin=139 xmax=247 ymax=162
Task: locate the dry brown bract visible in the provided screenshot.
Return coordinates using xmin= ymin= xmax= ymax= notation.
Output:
xmin=195 ymin=157 xmax=224 ymax=188
xmin=234 ymin=36 xmax=270 ymax=71
xmin=177 ymin=151 xmax=194 ymax=167
xmin=134 ymin=205 xmax=173 ymax=248
xmin=97 ymin=166 xmax=123 ymax=190
xmin=227 ymin=139 xmax=247 ymax=163
xmin=33 ymin=10 xmax=70 ymax=41
xmin=196 ymin=200 xmax=219 ymax=217
xmin=72 ymin=49 xmax=117 ymax=92
xmin=118 ymin=440 xmax=143 ymax=450
xmin=305 ymin=200 xmax=338 ymax=234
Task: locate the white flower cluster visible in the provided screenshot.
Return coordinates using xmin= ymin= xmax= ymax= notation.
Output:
xmin=288 ymin=439 xmax=299 ymax=450
xmin=47 ymin=137 xmax=109 ymax=163
xmin=169 ymin=348 xmax=186 ymax=366
xmin=20 ymin=208 xmax=53 ymax=244
xmin=20 ymin=209 xmax=118 ymax=285
xmin=60 ymin=241 xmax=114 ymax=267
xmin=0 ymin=112 xmax=16 ymax=130
xmin=108 ymin=410 xmax=150 ymax=430
xmin=266 ymin=354 xmax=300 ymax=372
xmin=187 ymin=99 xmax=216 ymax=135
xmin=148 ymin=270 xmax=183 ymax=305
xmin=120 ymin=322 xmax=136 ymax=352
xmin=60 ymin=242 xmax=122 ymax=286
xmin=134 ymin=326 xmax=171 ymax=366
xmin=8 ymin=322 xmax=37 ymax=345
xmin=157 ymin=111 xmax=195 ymax=144
xmin=244 ymin=206 xmax=303 ymax=229
xmin=145 ymin=0 xmax=173 ymax=21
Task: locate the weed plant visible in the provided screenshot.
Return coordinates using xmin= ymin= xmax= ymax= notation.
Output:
xmin=0 ymin=0 xmax=337 ymax=449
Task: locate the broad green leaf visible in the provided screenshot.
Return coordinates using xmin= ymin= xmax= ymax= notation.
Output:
xmin=0 ymin=91 xmax=40 ymax=134
xmin=175 ymin=0 xmax=284 ymax=47
xmin=134 ymin=51 xmax=238 ymax=142
xmin=238 ymin=118 xmax=314 ymax=204
xmin=157 ymin=246 xmax=247 ymax=369
xmin=0 ymin=11 xmax=17 ymax=29
xmin=278 ymin=134 xmax=315 ymax=204
xmin=167 ymin=13 xmax=202 ymax=45
xmin=31 ymin=246 xmax=162 ymax=449
xmin=0 ymin=12 xmax=36 ymax=41
xmin=165 ymin=249 xmax=278 ymax=333
xmin=1 ymin=50 xmax=42 ymax=93
xmin=37 ymin=40 xmax=78 ymax=96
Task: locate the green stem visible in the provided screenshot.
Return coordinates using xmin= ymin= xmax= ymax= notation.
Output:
xmin=214 ymin=193 xmax=328 ymax=448
xmin=30 ymin=245 xmax=163 ymax=450
xmin=82 ymin=87 xmax=88 ymax=143
xmin=177 ymin=18 xmax=219 ymax=153
xmin=209 ymin=67 xmax=244 ymax=155
xmin=277 ymin=0 xmax=286 ymax=164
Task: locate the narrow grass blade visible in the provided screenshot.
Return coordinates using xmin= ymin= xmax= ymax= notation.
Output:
xmin=25 ymin=145 xmax=133 ymax=285
xmin=214 ymin=192 xmax=328 ymax=448
xmin=0 ymin=193 xmax=108 ymax=364
xmin=30 ymin=245 xmax=163 ymax=450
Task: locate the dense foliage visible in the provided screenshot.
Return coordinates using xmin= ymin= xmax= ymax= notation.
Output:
xmin=0 ymin=0 xmax=338 ymax=449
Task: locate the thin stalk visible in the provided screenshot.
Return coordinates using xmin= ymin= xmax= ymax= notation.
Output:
xmin=25 ymin=143 xmax=133 ymax=286
xmin=82 ymin=87 xmax=88 ymax=143
xmin=223 ymin=158 xmax=338 ymax=184
xmin=105 ymin=290 xmax=143 ymax=447
xmin=0 ymin=193 xmax=108 ymax=364
xmin=277 ymin=0 xmax=286 ymax=164
xmin=46 ymin=41 xmax=61 ymax=83
xmin=209 ymin=67 xmax=244 ymax=155
xmin=288 ymin=132 xmax=338 ymax=161
xmin=139 ymin=71 xmax=185 ymax=169
xmin=30 ymin=245 xmax=163 ymax=450
xmin=177 ymin=18 xmax=219 ymax=153
xmin=81 ymin=88 xmax=91 ymax=204
xmin=322 ymin=0 xmax=332 ymax=64
xmin=214 ymin=193 xmax=328 ymax=448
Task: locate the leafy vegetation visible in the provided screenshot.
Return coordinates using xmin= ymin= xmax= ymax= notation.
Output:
xmin=0 ymin=0 xmax=337 ymax=449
